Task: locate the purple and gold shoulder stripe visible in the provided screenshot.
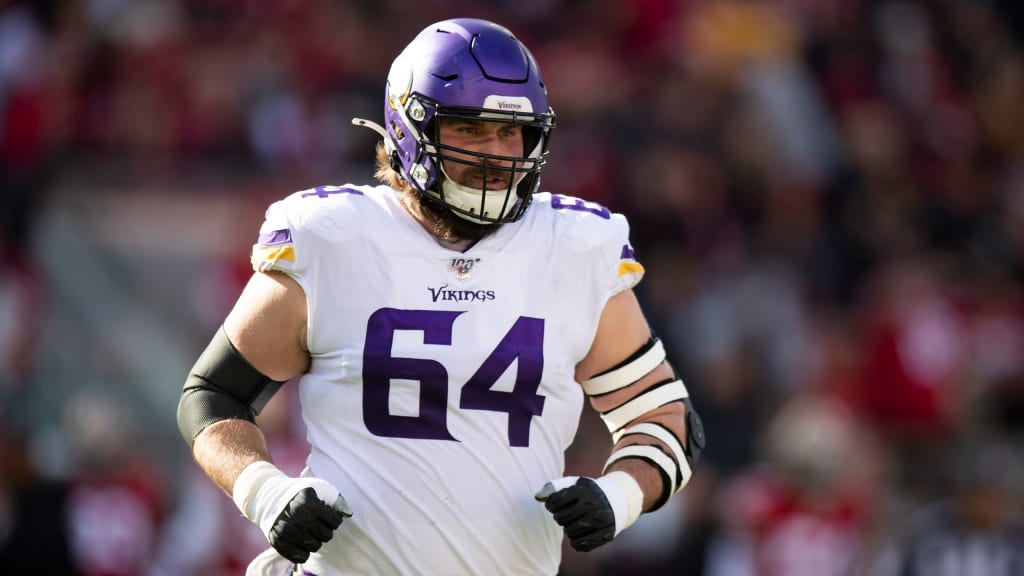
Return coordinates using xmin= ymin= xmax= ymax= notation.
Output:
xmin=618 ymin=244 xmax=644 ymax=277
xmin=251 ymin=228 xmax=296 ymax=272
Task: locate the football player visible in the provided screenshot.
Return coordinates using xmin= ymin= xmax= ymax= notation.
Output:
xmin=177 ymin=17 xmax=704 ymax=575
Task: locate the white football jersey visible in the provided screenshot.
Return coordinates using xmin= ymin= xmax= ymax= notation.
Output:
xmin=250 ymin=185 xmax=644 ymax=575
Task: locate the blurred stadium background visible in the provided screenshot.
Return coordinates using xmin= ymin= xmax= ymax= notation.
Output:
xmin=1 ymin=0 xmax=1023 ymax=574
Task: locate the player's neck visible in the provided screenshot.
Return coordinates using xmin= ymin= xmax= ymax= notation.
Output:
xmin=399 ymin=189 xmax=496 ymax=252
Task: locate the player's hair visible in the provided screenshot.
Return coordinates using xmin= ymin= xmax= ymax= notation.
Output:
xmin=374 ymin=141 xmax=495 ymax=244
xmin=374 ymin=142 xmax=409 ymax=192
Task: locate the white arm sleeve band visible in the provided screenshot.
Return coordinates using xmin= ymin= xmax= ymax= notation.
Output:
xmin=595 ymin=471 xmax=645 ymax=537
xmin=600 ymin=379 xmax=689 ymax=433
xmin=604 ymin=444 xmax=682 ymax=495
xmin=583 ymin=339 xmax=666 ymax=396
xmin=232 ymin=461 xmax=347 ymax=537
xmin=613 ymin=423 xmax=693 ymax=491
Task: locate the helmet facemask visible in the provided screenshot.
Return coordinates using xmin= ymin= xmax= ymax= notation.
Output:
xmin=371 ymin=18 xmax=556 ymax=225
xmin=413 ymin=99 xmax=552 ymax=224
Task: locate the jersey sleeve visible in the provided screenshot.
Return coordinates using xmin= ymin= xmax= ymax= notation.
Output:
xmin=251 ymin=193 xmax=309 ymax=276
xmin=556 ymin=195 xmax=644 ymax=301
xmin=605 ymin=214 xmax=644 ymax=296
xmin=250 ymin=186 xmax=366 ymax=279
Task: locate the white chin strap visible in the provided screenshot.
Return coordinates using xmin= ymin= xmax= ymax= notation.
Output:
xmin=439 ymin=165 xmax=524 ymax=224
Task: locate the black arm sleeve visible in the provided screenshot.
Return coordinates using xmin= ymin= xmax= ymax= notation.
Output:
xmin=177 ymin=326 xmax=286 ymax=448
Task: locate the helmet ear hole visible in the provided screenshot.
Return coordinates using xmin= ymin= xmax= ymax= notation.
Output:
xmin=389 ymin=152 xmax=402 ymax=173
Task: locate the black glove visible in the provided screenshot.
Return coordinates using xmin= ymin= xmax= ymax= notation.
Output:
xmin=268 ymin=487 xmax=349 ymax=563
xmin=536 ymin=477 xmax=617 ymax=552
xmin=232 ymin=461 xmax=353 ymax=564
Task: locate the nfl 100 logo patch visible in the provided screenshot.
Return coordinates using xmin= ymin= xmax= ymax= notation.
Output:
xmin=449 ymin=257 xmax=480 ymax=281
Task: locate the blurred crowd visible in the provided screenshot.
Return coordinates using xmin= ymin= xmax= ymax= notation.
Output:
xmin=2 ymin=0 xmax=1024 ymax=574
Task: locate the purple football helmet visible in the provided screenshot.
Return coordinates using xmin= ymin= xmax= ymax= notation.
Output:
xmin=378 ymin=18 xmax=555 ymax=224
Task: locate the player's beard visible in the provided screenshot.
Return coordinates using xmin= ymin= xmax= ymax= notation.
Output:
xmin=401 ymin=188 xmax=500 ymax=245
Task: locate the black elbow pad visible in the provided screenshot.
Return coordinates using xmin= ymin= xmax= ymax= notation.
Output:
xmin=177 ymin=326 xmax=286 ymax=447
xmin=683 ymin=398 xmax=706 ymax=470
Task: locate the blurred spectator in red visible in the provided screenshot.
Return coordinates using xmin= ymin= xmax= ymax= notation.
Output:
xmin=708 ymin=392 xmax=883 ymax=576
xmin=61 ymin=389 xmax=167 ymax=576
xmin=848 ymin=256 xmax=970 ymax=502
xmin=0 ymin=254 xmax=41 ymax=396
